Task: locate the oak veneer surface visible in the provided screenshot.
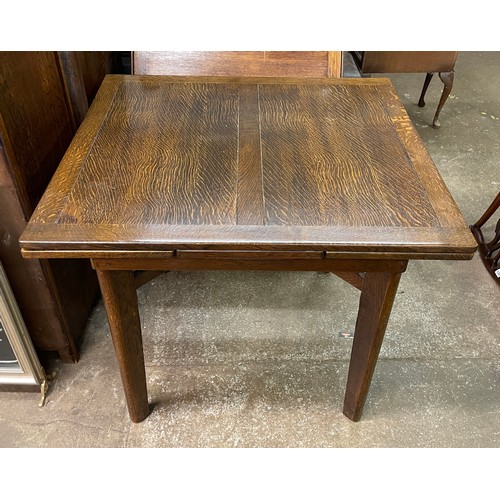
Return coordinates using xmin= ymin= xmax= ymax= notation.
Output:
xmin=20 ymin=75 xmax=476 ymax=260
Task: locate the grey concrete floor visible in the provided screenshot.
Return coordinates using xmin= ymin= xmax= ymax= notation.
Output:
xmin=1 ymin=51 xmax=499 ymax=448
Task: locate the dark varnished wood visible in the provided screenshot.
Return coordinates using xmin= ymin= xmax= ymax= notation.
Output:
xmin=237 ymin=85 xmax=265 ymax=225
xmin=91 ymin=255 xmax=405 ymax=425
xmin=96 ymin=269 xmax=149 ymax=423
xmin=21 ymin=75 xmax=476 ymax=260
xmin=21 ymin=224 xmax=475 ymax=259
xmin=177 ymin=250 xmax=323 ymax=260
xmin=473 ymin=191 xmax=500 ymax=228
xmin=132 ymin=51 xmax=342 ymax=78
xmin=75 ymin=52 xmax=113 ymax=105
xmin=0 ymin=52 xmax=75 ymax=210
xmin=90 ymin=257 xmax=408 ymax=273
xmin=57 ymin=52 xmax=90 ymax=128
xmin=57 ymin=51 xmax=111 ymax=128
xmin=259 ymin=84 xmax=438 ymax=227
xmin=60 ymin=81 xmax=240 ymax=226
xmin=418 ymin=73 xmax=434 ymax=108
xmin=471 ymin=191 xmax=500 ymax=285
xmin=332 ymin=272 xmax=364 ymax=291
xmin=433 ymin=71 xmax=454 ymax=128
xmin=343 ymin=270 xmax=404 ymax=421
xmin=380 ymin=84 xmax=466 ymax=230
xmin=0 ymin=135 xmax=77 ymax=359
xmin=356 ymin=51 xmax=457 ymax=74
xmin=134 ymin=270 xmax=167 ymax=289
xmin=20 ymin=74 xmax=476 ymax=422
xmin=0 ymin=52 xmax=106 ymax=361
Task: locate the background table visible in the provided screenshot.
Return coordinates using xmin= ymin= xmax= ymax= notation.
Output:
xmin=20 ymin=75 xmax=476 ymax=422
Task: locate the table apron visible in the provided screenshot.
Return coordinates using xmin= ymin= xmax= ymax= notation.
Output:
xmin=91 ymin=257 xmax=408 ymax=273
xmin=20 ymin=248 xmax=474 ymax=261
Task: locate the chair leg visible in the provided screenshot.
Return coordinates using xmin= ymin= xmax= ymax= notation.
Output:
xmin=472 ymin=192 xmax=500 ymax=229
xmin=470 ymin=191 xmax=500 ymax=285
xmin=432 ymin=71 xmax=454 ymax=128
xmin=418 ymin=72 xmax=434 ymax=107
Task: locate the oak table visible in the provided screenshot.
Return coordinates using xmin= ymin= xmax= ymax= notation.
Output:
xmin=20 ymin=75 xmax=477 ymax=423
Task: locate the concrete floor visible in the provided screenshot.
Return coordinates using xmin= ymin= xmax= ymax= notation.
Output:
xmin=0 ymin=51 xmax=499 ymax=448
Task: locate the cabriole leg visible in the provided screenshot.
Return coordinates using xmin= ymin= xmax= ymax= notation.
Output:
xmin=433 ymin=71 xmax=454 ymax=128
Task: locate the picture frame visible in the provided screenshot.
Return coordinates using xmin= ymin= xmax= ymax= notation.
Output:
xmin=0 ymin=262 xmax=46 ymax=393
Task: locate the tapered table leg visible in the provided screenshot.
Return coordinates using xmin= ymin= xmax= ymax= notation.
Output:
xmin=343 ymin=269 xmax=404 ymax=421
xmin=96 ymin=269 xmax=149 ymax=423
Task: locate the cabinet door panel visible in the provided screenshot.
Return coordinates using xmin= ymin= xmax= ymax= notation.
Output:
xmin=0 ymin=51 xmax=75 ymax=212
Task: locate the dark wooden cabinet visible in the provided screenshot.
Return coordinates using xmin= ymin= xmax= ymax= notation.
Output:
xmin=0 ymin=52 xmax=110 ymax=362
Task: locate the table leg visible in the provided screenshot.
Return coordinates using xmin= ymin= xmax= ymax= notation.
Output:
xmin=96 ymin=269 xmax=149 ymax=423
xmin=343 ymin=270 xmax=403 ymax=421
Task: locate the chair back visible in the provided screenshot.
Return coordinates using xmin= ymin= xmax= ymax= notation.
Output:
xmin=132 ymin=51 xmax=341 ymax=78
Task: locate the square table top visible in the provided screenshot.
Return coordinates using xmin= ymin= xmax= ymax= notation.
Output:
xmin=20 ymin=75 xmax=476 ymax=260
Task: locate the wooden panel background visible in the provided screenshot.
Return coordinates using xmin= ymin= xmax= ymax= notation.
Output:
xmin=0 ymin=51 xmax=108 ymax=361
xmin=0 ymin=52 xmax=75 ymax=212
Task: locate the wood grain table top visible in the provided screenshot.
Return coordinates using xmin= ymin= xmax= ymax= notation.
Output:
xmin=20 ymin=75 xmax=476 ymax=260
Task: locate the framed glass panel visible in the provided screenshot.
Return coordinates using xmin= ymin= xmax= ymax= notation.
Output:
xmin=0 ymin=262 xmax=45 ymax=387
